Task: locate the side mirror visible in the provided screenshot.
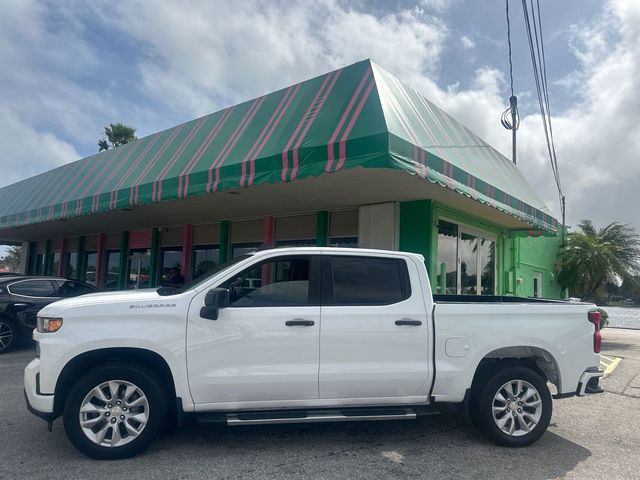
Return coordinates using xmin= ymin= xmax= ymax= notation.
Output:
xmin=200 ymin=288 xmax=230 ymax=320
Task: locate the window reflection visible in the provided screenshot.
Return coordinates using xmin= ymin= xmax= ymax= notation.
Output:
xmin=436 ymin=220 xmax=496 ymax=296
xmin=436 ymin=221 xmax=458 ymax=294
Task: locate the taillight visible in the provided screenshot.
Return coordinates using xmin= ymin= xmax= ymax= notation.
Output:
xmin=588 ymin=310 xmax=601 ymax=353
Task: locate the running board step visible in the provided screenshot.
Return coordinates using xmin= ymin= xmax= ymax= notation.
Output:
xmin=224 ymin=407 xmax=438 ymax=426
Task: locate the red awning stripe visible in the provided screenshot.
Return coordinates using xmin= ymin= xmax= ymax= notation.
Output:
xmin=153 ymin=115 xmax=208 ymax=203
xmin=240 ymin=84 xmax=299 ymax=187
xmin=325 ymin=66 xmax=372 ymax=172
xmin=109 ymin=132 xmax=163 ymax=210
xmin=335 ymin=78 xmax=376 ymax=172
xmin=281 ymin=70 xmax=338 ymax=182
xmin=290 ymin=69 xmax=341 ymax=181
xmin=207 ymin=96 xmax=266 ymax=193
xmin=179 ymin=106 xmax=235 ymax=198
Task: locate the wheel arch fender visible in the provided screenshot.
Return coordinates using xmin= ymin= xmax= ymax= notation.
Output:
xmin=53 ymin=347 xmax=179 ymax=418
xmin=471 ymin=345 xmax=561 ymax=394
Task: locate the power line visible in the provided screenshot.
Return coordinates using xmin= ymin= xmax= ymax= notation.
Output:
xmin=521 ymin=0 xmax=565 ymax=236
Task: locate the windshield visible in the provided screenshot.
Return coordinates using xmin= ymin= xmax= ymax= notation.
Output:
xmin=159 ymin=254 xmax=252 ymax=295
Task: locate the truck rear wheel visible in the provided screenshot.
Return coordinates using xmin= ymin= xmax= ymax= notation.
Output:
xmin=63 ymin=363 xmax=167 ymax=459
xmin=470 ymin=366 xmax=552 ymax=447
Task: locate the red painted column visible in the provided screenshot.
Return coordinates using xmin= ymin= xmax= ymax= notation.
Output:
xmin=96 ymin=234 xmax=107 ymax=289
xmin=58 ymin=238 xmax=68 ymax=277
xmin=181 ymin=224 xmax=194 ymax=282
xmin=263 ymin=216 xmax=275 ymax=246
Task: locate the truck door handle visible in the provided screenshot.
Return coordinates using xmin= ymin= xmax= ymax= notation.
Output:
xmin=285 ymin=319 xmax=315 ymax=327
xmin=395 ymin=319 xmax=422 ymax=326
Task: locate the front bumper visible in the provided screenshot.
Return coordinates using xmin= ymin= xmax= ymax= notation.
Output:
xmin=576 ymin=367 xmax=605 ymax=396
xmin=24 ymin=357 xmax=55 ymax=419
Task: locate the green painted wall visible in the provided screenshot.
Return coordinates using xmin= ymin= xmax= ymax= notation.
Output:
xmin=399 ymin=200 xmax=434 ymax=275
xmin=399 ymin=199 xmax=562 ymax=298
xmin=513 ymin=233 xmax=562 ymax=298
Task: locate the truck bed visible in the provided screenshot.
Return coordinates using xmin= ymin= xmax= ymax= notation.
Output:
xmin=433 ymin=294 xmax=574 ymax=304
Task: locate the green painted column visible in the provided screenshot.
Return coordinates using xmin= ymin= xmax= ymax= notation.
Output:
xmin=44 ymin=239 xmax=53 ymax=275
xmin=77 ymin=236 xmax=86 ymax=281
xmin=399 ymin=200 xmax=434 ymax=276
xmin=219 ymin=220 xmax=231 ymax=262
xmin=316 ymin=211 xmax=329 ymax=247
xmin=149 ymin=228 xmax=160 ymax=287
xmin=117 ymin=231 xmax=129 ymax=290
xmin=27 ymin=241 xmax=38 ymax=275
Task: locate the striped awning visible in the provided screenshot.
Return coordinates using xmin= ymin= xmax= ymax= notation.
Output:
xmin=0 ymin=59 xmax=557 ymax=233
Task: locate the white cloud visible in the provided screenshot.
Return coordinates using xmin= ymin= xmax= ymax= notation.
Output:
xmin=460 ymin=35 xmax=476 ymax=50
xmin=0 ymin=106 xmax=79 ymax=187
xmin=91 ymin=0 xmax=447 ymax=116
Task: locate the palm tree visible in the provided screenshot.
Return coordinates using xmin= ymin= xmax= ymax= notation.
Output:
xmin=558 ymin=220 xmax=640 ymax=301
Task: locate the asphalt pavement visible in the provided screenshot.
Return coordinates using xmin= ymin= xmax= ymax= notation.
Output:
xmin=1 ymin=329 xmax=639 ymax=480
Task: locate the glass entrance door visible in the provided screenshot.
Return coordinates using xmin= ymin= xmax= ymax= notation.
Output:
xmin=128 ymin=249 xmax=151 ymax=289
xmin=436 ymin=220 xmax=496 ymax=295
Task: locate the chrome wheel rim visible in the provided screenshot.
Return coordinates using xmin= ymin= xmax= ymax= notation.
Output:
xmin=79 ymin=380 xmax=149 ymax=447
xmin=0 ymin=321 xmax=13 ymax=350
xmin=492 ymin=379 xmax=543 ymax=437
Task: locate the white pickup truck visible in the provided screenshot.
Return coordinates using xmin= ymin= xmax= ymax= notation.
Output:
xmin=24 ymin=247 xmax=604 ymax=459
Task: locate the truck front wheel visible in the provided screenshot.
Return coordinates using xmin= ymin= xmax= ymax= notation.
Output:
xmin=470 ymin=366 xmax=552 ymax=447
xmin=63 ymin=363 xmax=167 ymax=459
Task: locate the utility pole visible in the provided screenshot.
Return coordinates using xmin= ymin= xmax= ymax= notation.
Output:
xmin=510 ymin=95 xmax=518 ymax=165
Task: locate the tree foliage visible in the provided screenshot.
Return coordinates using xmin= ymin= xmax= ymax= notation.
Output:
xmin=558 ymin=220 xmax=640 ymax=301
xmin=98 ymin=123 xmax=137 ymax=151
xmin=0 ymin=245 xmax=21 ymax=272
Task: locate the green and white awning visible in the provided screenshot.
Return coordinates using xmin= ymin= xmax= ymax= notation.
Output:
xmin=0 ymin=59 xmax=557 ymax=233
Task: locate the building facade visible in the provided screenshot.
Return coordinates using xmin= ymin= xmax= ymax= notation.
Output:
xmin=0 ymin=60 xmax=562 ymax=298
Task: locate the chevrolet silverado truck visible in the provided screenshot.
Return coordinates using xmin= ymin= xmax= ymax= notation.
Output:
xmin=24 ymin=247 xmax=604 ymax=459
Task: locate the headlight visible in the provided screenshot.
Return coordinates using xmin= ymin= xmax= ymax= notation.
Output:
xmin=36 ymin=317 xmax=63 ymax=333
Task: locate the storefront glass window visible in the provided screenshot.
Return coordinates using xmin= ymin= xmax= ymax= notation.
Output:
xmin=192 ymin=245 xmax=220 ymax=280
xmin=480 ymin=238 xmax=496 ymax=295
xmin=275 ymin=239 xmax=316 ymax=248
xmin=128 ymin=249 xmax=151 ymax=289
xmin=64 ymin=252 xmax=78 ymax=279
xmin=436 ymin=221 xmax=458 ymax=294
xmin=436 ymin=220 xmax=495 ymax=296
xmin=84 ymin=252 xmax=98 ymax=286
xmin=460 ymin=232 xmax=478 ymax=295
xmin=104 ymin=251 xmax=120 ymax=290
xmin=50 ymin=252 xmax=61 ymax=276
xmin=232 ymin=242 xmax=261 ymax=258
xmin=328 ymin=236 xmax=358 ymax=248
xmin=160 ymin=248 xmax=184 ymax=286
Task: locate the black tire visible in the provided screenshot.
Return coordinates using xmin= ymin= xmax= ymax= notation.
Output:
xmin=63 ymin=363 xmax=167 ymax=459
xmin=0 ymin=316 xmax=19 ymax=354
xmin=469 ymin=366 xmax=552 ymax=447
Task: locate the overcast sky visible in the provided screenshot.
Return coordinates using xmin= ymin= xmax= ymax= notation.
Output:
xmin=0 ymin=0 xmax=638 ymax=248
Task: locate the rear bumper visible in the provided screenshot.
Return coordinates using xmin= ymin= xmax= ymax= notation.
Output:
xmin=576 ymin=367 xmax=605 ymax=396
xmin=24 ymin=358 xmax=55 ymax=420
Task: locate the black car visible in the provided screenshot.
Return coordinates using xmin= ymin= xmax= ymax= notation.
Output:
xmin=0 ymin=276 xmax=99 ymax=354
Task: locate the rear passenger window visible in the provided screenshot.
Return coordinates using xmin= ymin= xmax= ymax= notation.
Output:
xmin=329 ymin=256 xmax=410 ymax=305
xmin=9 ymin=280 xmax=56 ymax=297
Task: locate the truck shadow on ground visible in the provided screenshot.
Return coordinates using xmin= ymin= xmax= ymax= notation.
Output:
xmin=138 ymin=407 xmax=592 ymax=479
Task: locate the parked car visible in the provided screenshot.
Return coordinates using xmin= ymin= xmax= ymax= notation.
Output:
xmin=25 ymin=247 xmax=604 ymax=459
xmin=0 ymin=276 xmax=99 ymax=353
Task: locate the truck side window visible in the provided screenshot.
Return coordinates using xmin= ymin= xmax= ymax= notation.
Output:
xmin=223 ymin=256 xmax=310 ymax=307
xmin=328 ymin=256 xmax=410 ymax=306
